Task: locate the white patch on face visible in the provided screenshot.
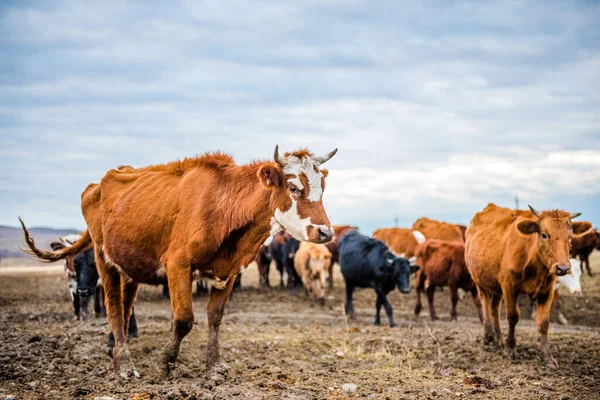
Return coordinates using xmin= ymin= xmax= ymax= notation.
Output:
xmin=558 ymin=258 xmax=582 ymax=294
xmin=287 ymin=177 xmax=304 ymax=190
xmin=274 ymin=197 xmax=311 ymax=241
xmin=282 ymin=156 xmax=323 ymax=202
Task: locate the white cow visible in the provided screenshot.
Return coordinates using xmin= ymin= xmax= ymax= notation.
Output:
xmin=530 ymin=258 xmax=582 ymax=325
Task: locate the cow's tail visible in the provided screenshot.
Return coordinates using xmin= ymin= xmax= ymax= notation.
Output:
xmin=412 ymin=230 xmax=426 ymax=244
xmin=19 ymin=217 xmax=91 ymax=262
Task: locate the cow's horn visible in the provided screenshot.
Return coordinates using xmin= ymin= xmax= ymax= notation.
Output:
xmin=570 ymin=212 xmax=582 ymax=219
xmin=274 ymin=145 xmax=286 ymax=166
xmin=528 ymin=205 xmax=541 ymax=218
xmin=313 ymin=148 xmax=338 ymax=166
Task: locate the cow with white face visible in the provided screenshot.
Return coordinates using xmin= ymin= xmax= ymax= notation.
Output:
xmin=269 ymin=146 xmax=336 ymax=244
xmin=530 ymin=258 xmax=583 ymax=325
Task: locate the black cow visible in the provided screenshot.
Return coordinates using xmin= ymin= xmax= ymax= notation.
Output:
xmin=339 ymin=231 xmax=418 ymax=327
xmin=269 ymin=231 xmax=301 ymax=289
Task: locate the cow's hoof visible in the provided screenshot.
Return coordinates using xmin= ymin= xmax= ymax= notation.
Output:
xmin=557 ymin=313 xmax=568 ymax=326
xmin=373 ymin=319 xmax=381 ymax=326
xmin=206 ymin=362 xmax=230 ymax=385
xmin=119 ymin=366 xmax=141 ymax=380
xmin=414 ymin=304 xmax=422 ymax=315
xmin=451 ymin=316 xmax=457 ymax=322
xmin=128 ymin=329 xmax=139 ymax=339
xmin=544 ymin=355 xmax=558 ymax=368
xmin=389 ymin=322 xmax=397 ymax=328
xmin=504 ymin=347 xmax=516 ymax=360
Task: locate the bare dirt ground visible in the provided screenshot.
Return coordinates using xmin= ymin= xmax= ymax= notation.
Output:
xmin=1 ymin=254 xmax=600 ymax=400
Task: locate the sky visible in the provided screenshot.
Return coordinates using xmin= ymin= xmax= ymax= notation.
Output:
xmin=1 ymin=0 xmax=599 ymax=235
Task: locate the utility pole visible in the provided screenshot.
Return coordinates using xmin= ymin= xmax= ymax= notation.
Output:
xmin=394 ymin=216 xmax=399 ymax=227
xmin=515 ymin=196 xmax=519 ymax=210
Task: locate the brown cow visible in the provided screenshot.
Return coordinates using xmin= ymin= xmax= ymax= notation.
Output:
xmin=324 ymin=225 xmax=357 ymax=288
xmin=412 ymin=217 xmax=464 ymax=243
xmin=372 ymin=228 xmax=419 ymax=258
xmin=294 ymin=242 xmax=332 ymax=304
xmin=20 ymin=145 xmax=337 ymax=379
xmin=465 ymin=203 xmax=589 ymax=367
xmin=413 ymin=234 xmax=482 ymax=322
xmin=570 ymin=222 xmax=597 ymax=276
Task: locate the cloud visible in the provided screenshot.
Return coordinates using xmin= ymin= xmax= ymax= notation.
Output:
xmin=0 ymin=0 xmax=599 ymax=231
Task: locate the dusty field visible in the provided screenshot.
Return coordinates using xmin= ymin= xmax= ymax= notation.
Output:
xmin=1 ymin=254 xmax=600 ymax=400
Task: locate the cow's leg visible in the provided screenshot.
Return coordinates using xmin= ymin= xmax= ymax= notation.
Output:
xmin=375 ymin=288 xmax=396 ymax=327
xmin=328 ymin=264 xmax=334 ymax=289
xmin=503 ymin=290 xmax=519 ymax=359
xmin=490 ymin=294 xmax=502 ymax=347
xmin=161 ymin=267 xmax=194 ymax=377
xmin=162 ymin=284 xmax=171 ymax=299
xmin=344 ymin=284 xmax=355 ymax=319
xmin=554 ymin=288 xmax=568 ymax=325
xmin=536 ymin=290 xmax=558 ymax=367
xmin=584 ymin=255 xmax=592 ymax=277
xmin=470 ymin=287 xmax=483 ymax=323
xmin=94 ymin=286 xmax=102 ymax=317
xmin=426 ymin=284 xmax=437 ymax=321
xmin=206 ymin=274 xmax=237 ymax=374
xmin=450 ymin=284 xmax=459 ymax=321
xmin=96 ymin=250 xmax=138 ymax=378
xmin=480 ymin=291 xmax=494 ymax=344
xmin=122 ymin=281 xmax=138 ymax=339
xmin=374 ymin=296 xmax=383 ymax=326
xmin=414 ymin=271 xmax=425 ymax=316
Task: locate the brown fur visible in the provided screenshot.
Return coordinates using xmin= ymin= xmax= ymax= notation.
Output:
xmin=19 ymin=148 xmax=334 ymax=378
xmin=412 ymin=217 xmax=464 ymax=243
xmin=372 ymin=228 xmax=419 ymax=257
xmin=570 ymin=221 xmax=596 ymax=276
xmin=465 ymin=203 xmax=585 ymax=367
xmin=414 ymin=240 xmax=482 ymax=322
xmin=294 ymin=242 xmax=331 ymax=304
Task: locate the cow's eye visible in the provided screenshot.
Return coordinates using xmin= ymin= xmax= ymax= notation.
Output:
xmin=541 ymin=232 xmax=549 ymax=240
xmin=288 ymin=185 xmax=299 ymax=194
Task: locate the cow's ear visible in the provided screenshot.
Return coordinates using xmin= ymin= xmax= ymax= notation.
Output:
xmin=573 ymin=221 xmax=592 ymax=235
xmin=257 ymin=163 xmax=283 ymax=189
xmin=410 ymin=265 xmax=420 ymax=273
xmin=517 ymin=220 xmax=539 ymax=235
xmin=321 ymin=169 xmax=329 ymax=179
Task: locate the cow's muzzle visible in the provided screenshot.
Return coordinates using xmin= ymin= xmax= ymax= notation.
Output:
xmin=554 ymin=264 xmax=570 ymax=276
xmin=307 ymin=225 xmax=334 ymax=243
xmin=77 ymin=288 xmax=93 ymax=297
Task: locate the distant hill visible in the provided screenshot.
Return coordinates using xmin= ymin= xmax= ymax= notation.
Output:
xmin=0 ymin=225 xmax=80 ymax=259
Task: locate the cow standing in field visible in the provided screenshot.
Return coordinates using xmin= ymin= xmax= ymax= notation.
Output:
xmin=412 ymin=217 xmax=465 ymax=243
xmin=529 ymin=258 xmax=582 ymax=325
xmin=413 ymin=232 xmax=482 ymax=322
xmin=20 ymin=145 xmax=337 ymax=379
xmin=465 ymin=203 xmax=590 ymax=367
xmin=372 ymin=227 xmax=420 ymax=258
xmin=340 ymin=231 xmax=417 ymax=327
xmin=324 ymin=225 xmax=357 ymax=288
xmin=268 ymin=231 xmax=301 ymax=288
xmin=255 ymin=245 xmax=273 ymax=288
xmin=294 ymin=242 xmax=332 ymax=305
xmin=570 ymin=222 xmax=597 ymax=277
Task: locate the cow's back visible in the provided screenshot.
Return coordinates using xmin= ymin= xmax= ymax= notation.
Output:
xmin=412 ymin=218 xmax=464 ymax=243
xmin=373 ymin=228 xmax=417 ymax=257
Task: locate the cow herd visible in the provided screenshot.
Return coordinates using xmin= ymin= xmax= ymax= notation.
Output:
xmin=17 ymin=146 xmax=600 ymax=380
